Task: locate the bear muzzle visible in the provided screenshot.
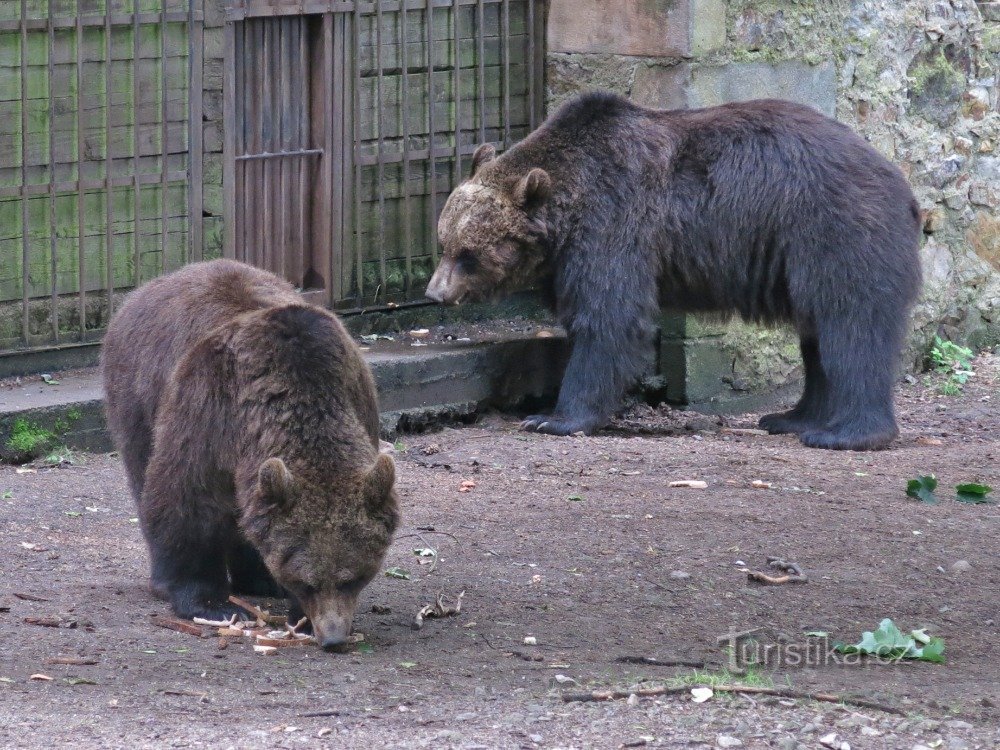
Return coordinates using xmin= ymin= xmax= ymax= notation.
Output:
xmin=425 ymin=258 xmax=463 ymax=305
xmin=308 ymin=593 xmax=358 ymax=653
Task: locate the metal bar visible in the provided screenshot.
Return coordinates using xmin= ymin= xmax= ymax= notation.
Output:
xmin=48 ymin=0 xmax=58 ymax=341
xmin=527 ymin=0 xmax=535 ymax=129
xmin=451 ymin=0 xmax=461 ymax=183
xmin=375 ymin=0 xmax=386 ymax=301
xmin=105 ymin=0 xmax=114 ymax=314
xmin=425 ymin=0 xmax=436 ymax=264
xmin=399 ymin=0 xmax=412 ymax=293
xmin=236 ymin=148 xmax=326 ymax=161
xmin=133 ymin=0 xmax=143 ymax=277
xmin=325 ymin=11 xmax=339 ymax=304
xmin=501 ymin=0 xmax=509 ymax=147
xmin=189 ymin=0 xmax=204 ymax=261
xmin=296 ymin=15 xmax=308 ymax=288
xmin=223 ymin=19 xmax=236 ymax=258
xmin=222 ymin=0 xmax=509 ymax=22
xmin=0 ymin=11 xmax=202 ymax=32
xmin=76 ymin=1 xmax=86 ymax=340
xmin=160 ymin=0 xmax=169 ymax=273
xmin=20 ymin=0 xmax=29 ymax=344
xmin=262 ymin=19 xmax=273 ymax=271
xmin=279 ymin=16 xmax=291 ymax=280
xmin=352 ymin=4 xmax=362 ymax=303
xmin=249 ymin=19 xmax=263 ymax=267
xmin=476 ymin=0 xmax=485 ymax=145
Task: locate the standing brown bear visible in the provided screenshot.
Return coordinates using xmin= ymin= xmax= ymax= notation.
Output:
xmin=426 ymin=92 xmax=922 ymax=450
xmin=102 ymin=259 xmax=398 ymax=650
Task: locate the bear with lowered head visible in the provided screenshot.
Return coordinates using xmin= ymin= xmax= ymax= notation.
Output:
xmin=102 ymin=259 xmax=398 ymax=650
xmin=426 ymin=92 xmax=922 ymax=451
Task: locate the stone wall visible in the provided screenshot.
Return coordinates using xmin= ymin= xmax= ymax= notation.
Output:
xmin=547 ymin=0 xmax=1000 ymax=404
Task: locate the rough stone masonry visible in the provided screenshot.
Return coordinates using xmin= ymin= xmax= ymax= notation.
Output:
xmin=547 ymin=0 xmax=999 ymax=404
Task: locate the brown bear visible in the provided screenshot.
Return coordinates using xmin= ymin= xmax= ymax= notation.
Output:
xmin=102 ymin=259 xmax=399 ymax=650
xmin=425 ymin=92 xmax=922 ymax=451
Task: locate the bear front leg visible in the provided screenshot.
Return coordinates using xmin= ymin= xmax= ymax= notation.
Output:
xmin=522 ymin=322 xmax=654 ymax=436
xmin=140 ymin=469 xmax=249 ymax=621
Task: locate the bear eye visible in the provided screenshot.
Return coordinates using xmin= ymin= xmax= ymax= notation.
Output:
xmin=456 ymin=249 xmax=479 ymax=272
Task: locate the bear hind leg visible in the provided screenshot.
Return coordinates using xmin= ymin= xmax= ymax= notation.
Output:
xmin=228 ymin=540 xmax=284 ymax=598
xmin=759 ymin=337 xmax=829 ymax=434
xmin=799 ymin=319 xmax=900 ymax=451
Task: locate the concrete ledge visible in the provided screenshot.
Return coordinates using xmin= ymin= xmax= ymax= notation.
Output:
xmin=0 ymin=334 xmax=570 ymax=462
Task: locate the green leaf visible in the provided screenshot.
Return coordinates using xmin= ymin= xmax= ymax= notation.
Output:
xmin=834 ymin=618 xmax=945 ymax=663
xmin=41 ymin=374 xmax=60 ymax=385
xmin=64 ymin=511 xmax=81 ymax=517
xmin=1 ymin=491 xmax=13 ymax=500
xmin=906 ymin=475 xmax=938 ymax=503
xmin=356 ymin=642 xmax=374 ymax=655
xmin=393 ymin=440 xmax=406 ymax=452
xmin=63 ymin=677 xmax=96 ymax=686
xmin=384 ymin=567 xmax=411 ymax=580
xmin=399 ymin=661 xmax=417 ymax=669
xmin=567 ymin=494 xmax=585 ymax=502
xmin=955 ymin=483 xmax=994 ymax=504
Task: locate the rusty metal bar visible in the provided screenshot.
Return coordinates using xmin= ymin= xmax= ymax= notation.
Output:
xmin=105 ymin=0 xmax=114 ymax=314
xmin=451 ymin=0 xmax=461 ymax=183
xmin=189 ymin=0 xmax=204 ymax=261
xmin=425 ymin=0 xmax=436 ymax=263
xmin=297 ymin=15 xmax=308 ymax=288
xmin=527 ymin=0 xmax=535 ymax=129
xmin=134 ymin=0 xmax=144 ymax=275
xmin=399 ymin=0 xmax=412 ymax=291
xmin=476 ymin=0 xmax=485 ymax=145
xmin=76 ymin=2 xmax=86 ymax=340
xmin=501 ymin=0 xmax=509 ymax=147
xmin=375 ymin=0 xmax=386 ymax=301
xmin=352 ymin=4 xmax=363 ymax=303
xmin=223 ymin=19 xmax=237 ymax=258
xmin=48 ymin=0 xmax=58 ymax=341
xmin=20 ymin=0 xmax=29 ymax=343
xmin=160 ymin=0 xmax=169 ymax=273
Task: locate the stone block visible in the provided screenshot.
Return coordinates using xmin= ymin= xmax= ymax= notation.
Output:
xmin=634 ymin=59 xmax=837 ymax=116
xmin=547 ymin=0 xmax=724 ymax=59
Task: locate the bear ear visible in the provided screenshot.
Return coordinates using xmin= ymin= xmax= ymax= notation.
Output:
xmin=258 ymin=457 xmax=294 ymax=507
xmin=469 ymin=143 xmax=496 ymax=178
xmin=513 ymin=168 xmax=551 ymax=211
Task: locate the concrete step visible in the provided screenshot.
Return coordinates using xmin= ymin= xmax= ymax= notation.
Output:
xmin=0 ymin=333 xmax=569 ymax=462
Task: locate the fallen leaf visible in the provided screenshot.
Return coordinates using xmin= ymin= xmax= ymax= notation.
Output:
xmin=750 ymin=480 xmax=771 ymax=489
xmin=955 ymin=483 xmax=994 ymax=504
xmin=253 ymin=645 xmax=278 ymax=655
xmin=384 ymin=567 xmax=411 ymax=580
xmin=669 ymin=480 xmax=707 ymax=489
xmin=63 ymin=677 xmax=96 ymax=686
xmin=15 ymin=468 xmax=37 ymax=474
xmin=915 ymin=436 xmax=944 ymax=446
xmin=29 ymin=674 xmax=53 ymax=681
xmin=523 ymin=636 xmax=537 ymax=646
xmin=905 ymin=474 xmax=938 ymax=504
xmin=399 ymin=661 xmax=417 ymax=669
xmin=40 ymin=374 xmax=60 ymax=385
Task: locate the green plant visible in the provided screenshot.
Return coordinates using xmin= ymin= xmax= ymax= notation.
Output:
xmin=5 ymin=419 xmax=56 ymax=458
xmin=834 ymin=618 xmax=945 ymax=664
xmin=929 ymin=336 xmax=975 ymax=394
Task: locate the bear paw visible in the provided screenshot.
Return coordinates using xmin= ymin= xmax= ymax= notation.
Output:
xmin=520 ymin=414 xmax=596 ymax=436
xmin=759 ymin=410 xmax=813 ymax=435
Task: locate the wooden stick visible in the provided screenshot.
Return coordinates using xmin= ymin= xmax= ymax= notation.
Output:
xmin=560 ymin=684 xmax=905 ymax=716
xmin=150 ymin=616 xmax=213 ymax=638
xmin=616 ymin=655 xmax=708 ymax=669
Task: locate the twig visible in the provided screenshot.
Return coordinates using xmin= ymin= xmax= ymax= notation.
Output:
xmin=298 ymin=709 xmax=349 ymax=718
xmin=13 ymin=592 xmax=49 ymax=602
xmin=616 ymin=655 xmax=708 ymax=669
xmin=560 ymin=684 xmax=905 ymax=715
xmin=741 ymin=568 xmax=808 ymax=585
xmin=150 ymin=615 xmax=213 ymax=638
xmin=46 ymin=657 xmax=98 ymax=666
xmin=396 ymin=530 xmax=460 ymax=542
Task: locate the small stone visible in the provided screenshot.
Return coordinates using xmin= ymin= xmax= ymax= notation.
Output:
xmin=528 ymin=734 xmax=543 ymax=744
xmin=861 ymin=727 xmax=881 ymax=737
xmin=626 ymin=693 xmax=640 ymax=707
xmin=944 ymin=720 xmax=973 ymax=730
xmin=716 ymin=736 xmax=743 ymax=749
xmin=950 ymin=560 xmax=972 ymax=574
xmin=778 ymin=738 xmax=799 ymax=750
xmin=523 ymin=636 xmax=537 ymax=646
xmin=819 ymin=734 xmax=839 ymax=749
xmin=553 ymin=674 xmax=577 ymax=685
xmin=946 ymin=738 xmax=970 ymax=750
xmin=670 ymin=570 xmax=691 ymax=579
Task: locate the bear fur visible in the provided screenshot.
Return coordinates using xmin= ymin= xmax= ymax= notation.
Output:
xmin=102 ymin=259 xmax=399 ymax=649
xmin=425 ymin=92 xmax=922 ymax=450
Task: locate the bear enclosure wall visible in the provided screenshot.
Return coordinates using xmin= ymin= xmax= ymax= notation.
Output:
xmin=0 ymin=0 xmax=546 ymax=360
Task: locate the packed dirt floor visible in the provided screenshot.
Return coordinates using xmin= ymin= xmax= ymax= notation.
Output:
xmin=1 ymin=356 xmax=998 ymax=749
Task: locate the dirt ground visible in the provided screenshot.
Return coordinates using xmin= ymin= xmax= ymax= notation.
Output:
xmin=1 ymin=356 xmax=998 ymax=750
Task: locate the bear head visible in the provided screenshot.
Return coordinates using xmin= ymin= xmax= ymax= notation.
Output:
xmin=426 ymin=144 xmax=552 ymax=305
xmin=241 ymin=453 xmax=399 ymax=651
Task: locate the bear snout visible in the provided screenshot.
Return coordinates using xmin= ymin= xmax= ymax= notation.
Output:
xmin=308 ymin=594 xmax=358 ymax=653
xmin=425 ymin=258 xmax=459 ymax=304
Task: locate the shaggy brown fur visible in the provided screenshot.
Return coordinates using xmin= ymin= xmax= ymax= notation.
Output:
xmin=426 ymin=92 xmax=922 ymax=451
xmin=102 ymin=259 xmax=398 ymax=649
